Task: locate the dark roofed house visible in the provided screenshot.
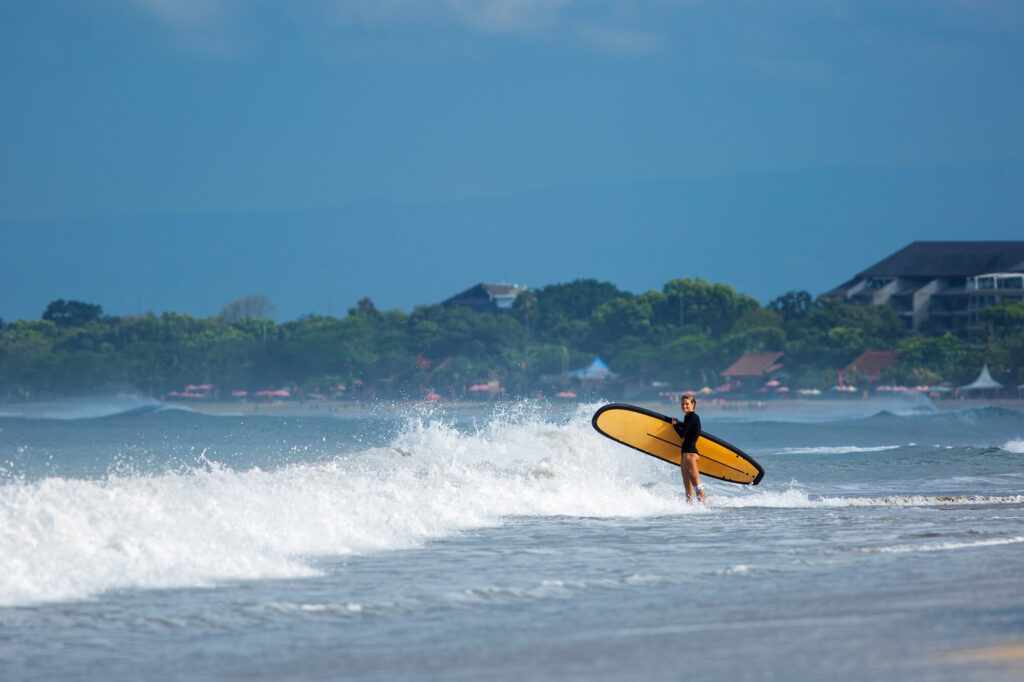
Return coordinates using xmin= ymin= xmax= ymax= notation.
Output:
xmin=826 ymin=241 xmax=1024 ymax=333
xmin=721 ymin=352 xmax=784 ymax=379
xmin=443 ymin=283 xmax=527 ymax=311
xmin=846 ymin=350 xmax=898 ymax=383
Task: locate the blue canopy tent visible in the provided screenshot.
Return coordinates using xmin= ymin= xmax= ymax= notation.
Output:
xmin=568 ymin=357 xmax=616 ymax=381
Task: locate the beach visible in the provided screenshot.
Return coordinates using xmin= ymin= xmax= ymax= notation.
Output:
xmin=174 ymin=395 xmax=1024 ymax=420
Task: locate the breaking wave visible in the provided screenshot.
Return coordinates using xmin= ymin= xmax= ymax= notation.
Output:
xmin=1002 ymin=439 xmax=1024 ymax=454
xmin=775 ymin=445 xmax=903 ymax=455
xmin=863 ymin=536 xmax=1024 ymax=554
xmin=708 ymin=488 xmax=1024 ymax=508
xmin=0 ymin=406 xmax=677 ymax=606
xmin=2 ymin=404 xmax=1022 ymax=607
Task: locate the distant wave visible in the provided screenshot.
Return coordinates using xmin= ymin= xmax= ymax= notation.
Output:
xmin=838 ymin=406 xmax=1023 ymax=427
xmin=709 ymin=489 xmax=1024 ymax=509
xmin=775 ymin=445 xmax=903 ymax=455
xmin=905 ymin=406 xmax=1021 ymax=421
xmin=711 ymin=399 xmax=935 ymax=425
xmin=863 ymin=536 xmax=1024 ymax=555
xmin=1003 ymin=439 xmax=1024 ymax=454
xmin=0 ymin=395 xmax=164 ymax=421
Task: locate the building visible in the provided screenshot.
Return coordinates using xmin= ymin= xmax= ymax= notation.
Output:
xmin=844 ymin=350 xmax=899 ymax=383
xmin=826 ymin=241 xmax=1024 ymax=333
xmin=442 ymin=283 xmax=527 ymax=311
xmin=721 ymin=352 xmax=784 ymax=383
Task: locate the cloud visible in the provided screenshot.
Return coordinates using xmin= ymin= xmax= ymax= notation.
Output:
xmin=445 ymin=0 xmax=573 ymax=34
xmin=129 ymin=0 xmax=229 ymax=30
xmin=129 ymin=0 xmax=241 ymax=56
xmin=576 ymin=25 xmax=661 ymax=55
xmin=129 ymin=0 xmax=664 ymax=55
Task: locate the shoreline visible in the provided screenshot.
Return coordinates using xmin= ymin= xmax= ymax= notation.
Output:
xmin=2 ymin=394 xmax=1021 ymax=420
xmin=171 ymin=396 xmax=1024 ymax=418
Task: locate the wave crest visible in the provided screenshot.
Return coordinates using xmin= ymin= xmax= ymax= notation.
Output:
xmin=2 ymin=404 xmax=1021 ymax=607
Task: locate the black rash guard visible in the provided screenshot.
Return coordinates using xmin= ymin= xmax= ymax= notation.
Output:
xmin=673 ymin=412 xmax=701 ymax=455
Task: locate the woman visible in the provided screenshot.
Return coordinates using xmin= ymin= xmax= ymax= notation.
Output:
xmin=671 ymin=393 xmax=705 ymax=503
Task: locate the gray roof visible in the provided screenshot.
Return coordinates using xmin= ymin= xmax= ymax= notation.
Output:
xmin=856 ymin=242 xmax=1024 ymax=279
xmin=481 ymin=283 xmax=526 ymax=297
xmin=443 ymin=282 xmax=527 ymax=308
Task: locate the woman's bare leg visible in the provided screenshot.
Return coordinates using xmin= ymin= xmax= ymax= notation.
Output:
xmin=681 ymin=462 xmax=694 ymax=501
xmin=684 ymin=453 xmax=704 ymax=502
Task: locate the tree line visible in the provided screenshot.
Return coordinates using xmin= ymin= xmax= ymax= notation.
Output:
xmin=1 ymin=279 xmax=1022 ymax=400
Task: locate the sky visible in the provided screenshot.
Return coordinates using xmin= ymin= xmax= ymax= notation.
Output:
xmin=1 ymin=0 xmax=1022 ymax=321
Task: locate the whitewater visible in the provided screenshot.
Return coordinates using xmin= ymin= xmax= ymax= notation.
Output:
xmin=1 ymin=398 xmax=1023 ymax=681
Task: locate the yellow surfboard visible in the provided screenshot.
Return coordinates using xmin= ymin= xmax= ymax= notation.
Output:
xmin=592 ymin=403 xmax=764 ymax=485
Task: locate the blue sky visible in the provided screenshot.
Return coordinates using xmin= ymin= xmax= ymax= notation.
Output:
xmin=2 ymin=1 xmax=1022 ymax=320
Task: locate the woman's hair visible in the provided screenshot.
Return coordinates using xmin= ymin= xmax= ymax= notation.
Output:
xmin=681 ymin=392 xmax=697 ymax=406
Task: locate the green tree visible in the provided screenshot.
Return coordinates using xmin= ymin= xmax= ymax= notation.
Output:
xmin=533 ymin=279 xmax=626 ymax=321
xmin=42 ymin=300 xmax=104 ymax=327
xmin=352 ymin=297 xmax=380 ymax=317
xmin=884 ymin=333 xmax=980 ymax=385
xmin=511 ymin=290 xmax=538 ymax=340
xmin=661 ymin=334 xmax=716 ymax=386
xmin=590 ymin=296 xmax=655 ymax=348
xmin=0 ymin=320 xmax=60 ymax=394
xmin=658 ymin=278 xmax=758 ymax=337
xmin=980 ymin=302 xmax=1024 ymax=338
xmin=528 ymin=279 xmax=626 ymax=346
xmin=768 ymin=290 xmax=813 ymax=321
xmin=784 ymin=299 xmax=905 ymax=370
xmin=220 ymin=295 xmax=275 ymax=323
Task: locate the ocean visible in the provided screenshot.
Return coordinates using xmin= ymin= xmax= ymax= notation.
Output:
xmin=1 ymin=397 xmax=1022 ymax=681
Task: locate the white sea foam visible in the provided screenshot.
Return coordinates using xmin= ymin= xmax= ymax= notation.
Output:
xmin=0 ymin=406 xmax=685 ymax=606
xmin=776 ymin=445 xmax=902 ymax=455
xmin=709 ymin=488 xmax=1024 ymax=509
xmin=717 ymin=564 xmax=753 ymax=575
xmin=865 ymin=536 xmax=1024 ymax=554
xmin=1002 ymin=439 xmax=1024 ymax=454
xmin=265 ymin=601 xmax=366 ymax=616
xmin=2 ymin=406 xmax=1020 ymax=607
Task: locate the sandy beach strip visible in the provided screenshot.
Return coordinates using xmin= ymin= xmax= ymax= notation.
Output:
xmin=940 ymin=642 xmax=1024 ymax=665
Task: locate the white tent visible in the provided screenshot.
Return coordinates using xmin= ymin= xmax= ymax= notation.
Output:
xmin=959 ymin=365 xmax=1003 ymax=392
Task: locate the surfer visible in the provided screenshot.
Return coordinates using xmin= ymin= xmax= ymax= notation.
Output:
xmin=671 ymin=393 xmax=705 ymax=503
